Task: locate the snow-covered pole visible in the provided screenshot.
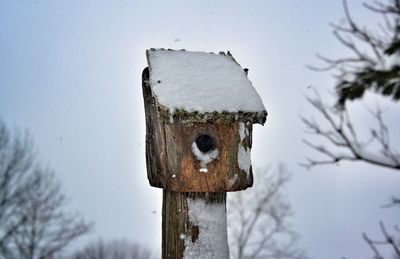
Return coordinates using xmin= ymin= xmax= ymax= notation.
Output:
xmin=162 ymin=191 xmax=229 ymax=259
xmin=142 ymin=49 xmax=267 ymax=259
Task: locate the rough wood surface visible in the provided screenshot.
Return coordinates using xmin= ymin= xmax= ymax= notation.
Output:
xmin=162 ymin=190 xmax=228 ymax=259
xmin=165 ymin=121 xmax=253 ymax=192
xmin=142 ymin=67 xmax=166 ymax=188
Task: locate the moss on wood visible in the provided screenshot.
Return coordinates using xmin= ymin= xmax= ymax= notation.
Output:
xmin=157 ymin=105 xmax=267 ymax=125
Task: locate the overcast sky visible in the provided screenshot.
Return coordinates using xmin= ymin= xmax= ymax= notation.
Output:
xmin=1 ymin=1 xmax=399 ymax=258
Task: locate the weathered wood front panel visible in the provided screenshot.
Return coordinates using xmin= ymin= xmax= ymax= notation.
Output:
xmin=164 ymin=121 xmax=253 ymax=192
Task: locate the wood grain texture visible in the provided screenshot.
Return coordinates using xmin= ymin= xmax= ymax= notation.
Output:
xmin=142 ymin=67 xmax=167 ymax=188
xmin=165 ymin=121 xmax=253 ymax=192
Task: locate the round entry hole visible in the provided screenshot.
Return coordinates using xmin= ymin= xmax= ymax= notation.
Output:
xmin=195 ymin=134 xmax=215 ymax=153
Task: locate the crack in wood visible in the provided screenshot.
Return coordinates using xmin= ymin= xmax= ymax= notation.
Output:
xmin=191 ymin=225 xmax=199 ymax=243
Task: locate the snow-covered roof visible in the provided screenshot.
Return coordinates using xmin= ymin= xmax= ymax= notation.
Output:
xmin=146 ymin=49 xmax=267 ymax=124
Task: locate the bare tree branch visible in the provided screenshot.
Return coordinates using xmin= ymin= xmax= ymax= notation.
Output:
xmin=381 ymin=196 xmax=400 ymax=208
xmin=305 ymin=1 xmax=400 ymax=258
xmin=302 ymin=93 xmax=400 ymax=171
xmin=363 ymin=232 xmax=384 ymax=259
xmin=70 ymin=239 xmax=153 ymax=259
xmin=228 ymin=165 xmax=306 ymax=259
xmin=307 ymin=0 xmax=400 ymax=106
xmin=0 ymin=121 xmax=92 ymax=259
xmin=363 ymin=221 xmax=400 ymax=258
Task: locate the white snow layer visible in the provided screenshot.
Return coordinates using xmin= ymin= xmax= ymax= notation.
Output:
xmin=238 ymin=145 xmax=251 ymax=174
xmin=352 ymin=143 xmax=400 ymax=167
xmin=191 ymin=142 xmax=219 ymax=164
xmin=376 ymin=53 xmax=400 ymax=70
xmin=147 ymin=49 xmax=266 ymax=113
xmin=238 ymin=122 xmax=248 ymax=141
xmin=191 ymin=142 xmax=219 ymax=173
xmin=238 ymin=122 xmax=251 ymax=175
xmin=183 ymin=198 xmax=229 ymax=259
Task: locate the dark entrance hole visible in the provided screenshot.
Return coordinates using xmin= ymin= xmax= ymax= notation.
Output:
xmin=195 ymin=134 xmax=215 ymax=153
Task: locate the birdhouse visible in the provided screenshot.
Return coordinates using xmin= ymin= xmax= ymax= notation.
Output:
xmin=142 ymin=49 xmax=267 ymax=192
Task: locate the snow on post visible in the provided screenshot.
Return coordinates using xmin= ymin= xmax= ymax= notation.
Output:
xmin=183 ymin=198 xmax=229 ymax=259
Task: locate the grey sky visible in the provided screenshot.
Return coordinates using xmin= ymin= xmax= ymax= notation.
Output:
xmin=1 ymin=1 xmax=399 ymax=258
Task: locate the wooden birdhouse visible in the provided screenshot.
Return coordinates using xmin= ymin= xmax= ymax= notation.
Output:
xmin=142 ymin=49 xmax=267 ymax=192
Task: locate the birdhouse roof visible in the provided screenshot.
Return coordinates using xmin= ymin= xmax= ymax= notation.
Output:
xmin=146 ymin=49 xmax=267 ymax=124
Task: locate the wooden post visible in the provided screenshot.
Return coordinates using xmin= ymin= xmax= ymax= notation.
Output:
xmin=162 ymin=191 xmax=228 ymax=259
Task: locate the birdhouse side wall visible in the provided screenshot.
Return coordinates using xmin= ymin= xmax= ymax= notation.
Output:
xmin=142 ymin=67 xmax=168 ymax=188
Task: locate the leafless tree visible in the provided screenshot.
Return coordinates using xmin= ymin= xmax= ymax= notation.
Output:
xmin=228 ymin=165 xmax=306 ymax=259
xmin=304 ymin=0 xmax=400 ymax=257
xmin=0 ymin=121 xmax=91 ymax=259
xmin=69 ymin=239 xmax=153 ymax=259
xmin=362 ymin=221 xmax=400 ymax=259
xmin=308 ymin=0 xmax=400 ymax=106
xmin=301 ymin=92 xmax=400 ymax=171
xmin=303 ymin=0 xmax=400 ymax=171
